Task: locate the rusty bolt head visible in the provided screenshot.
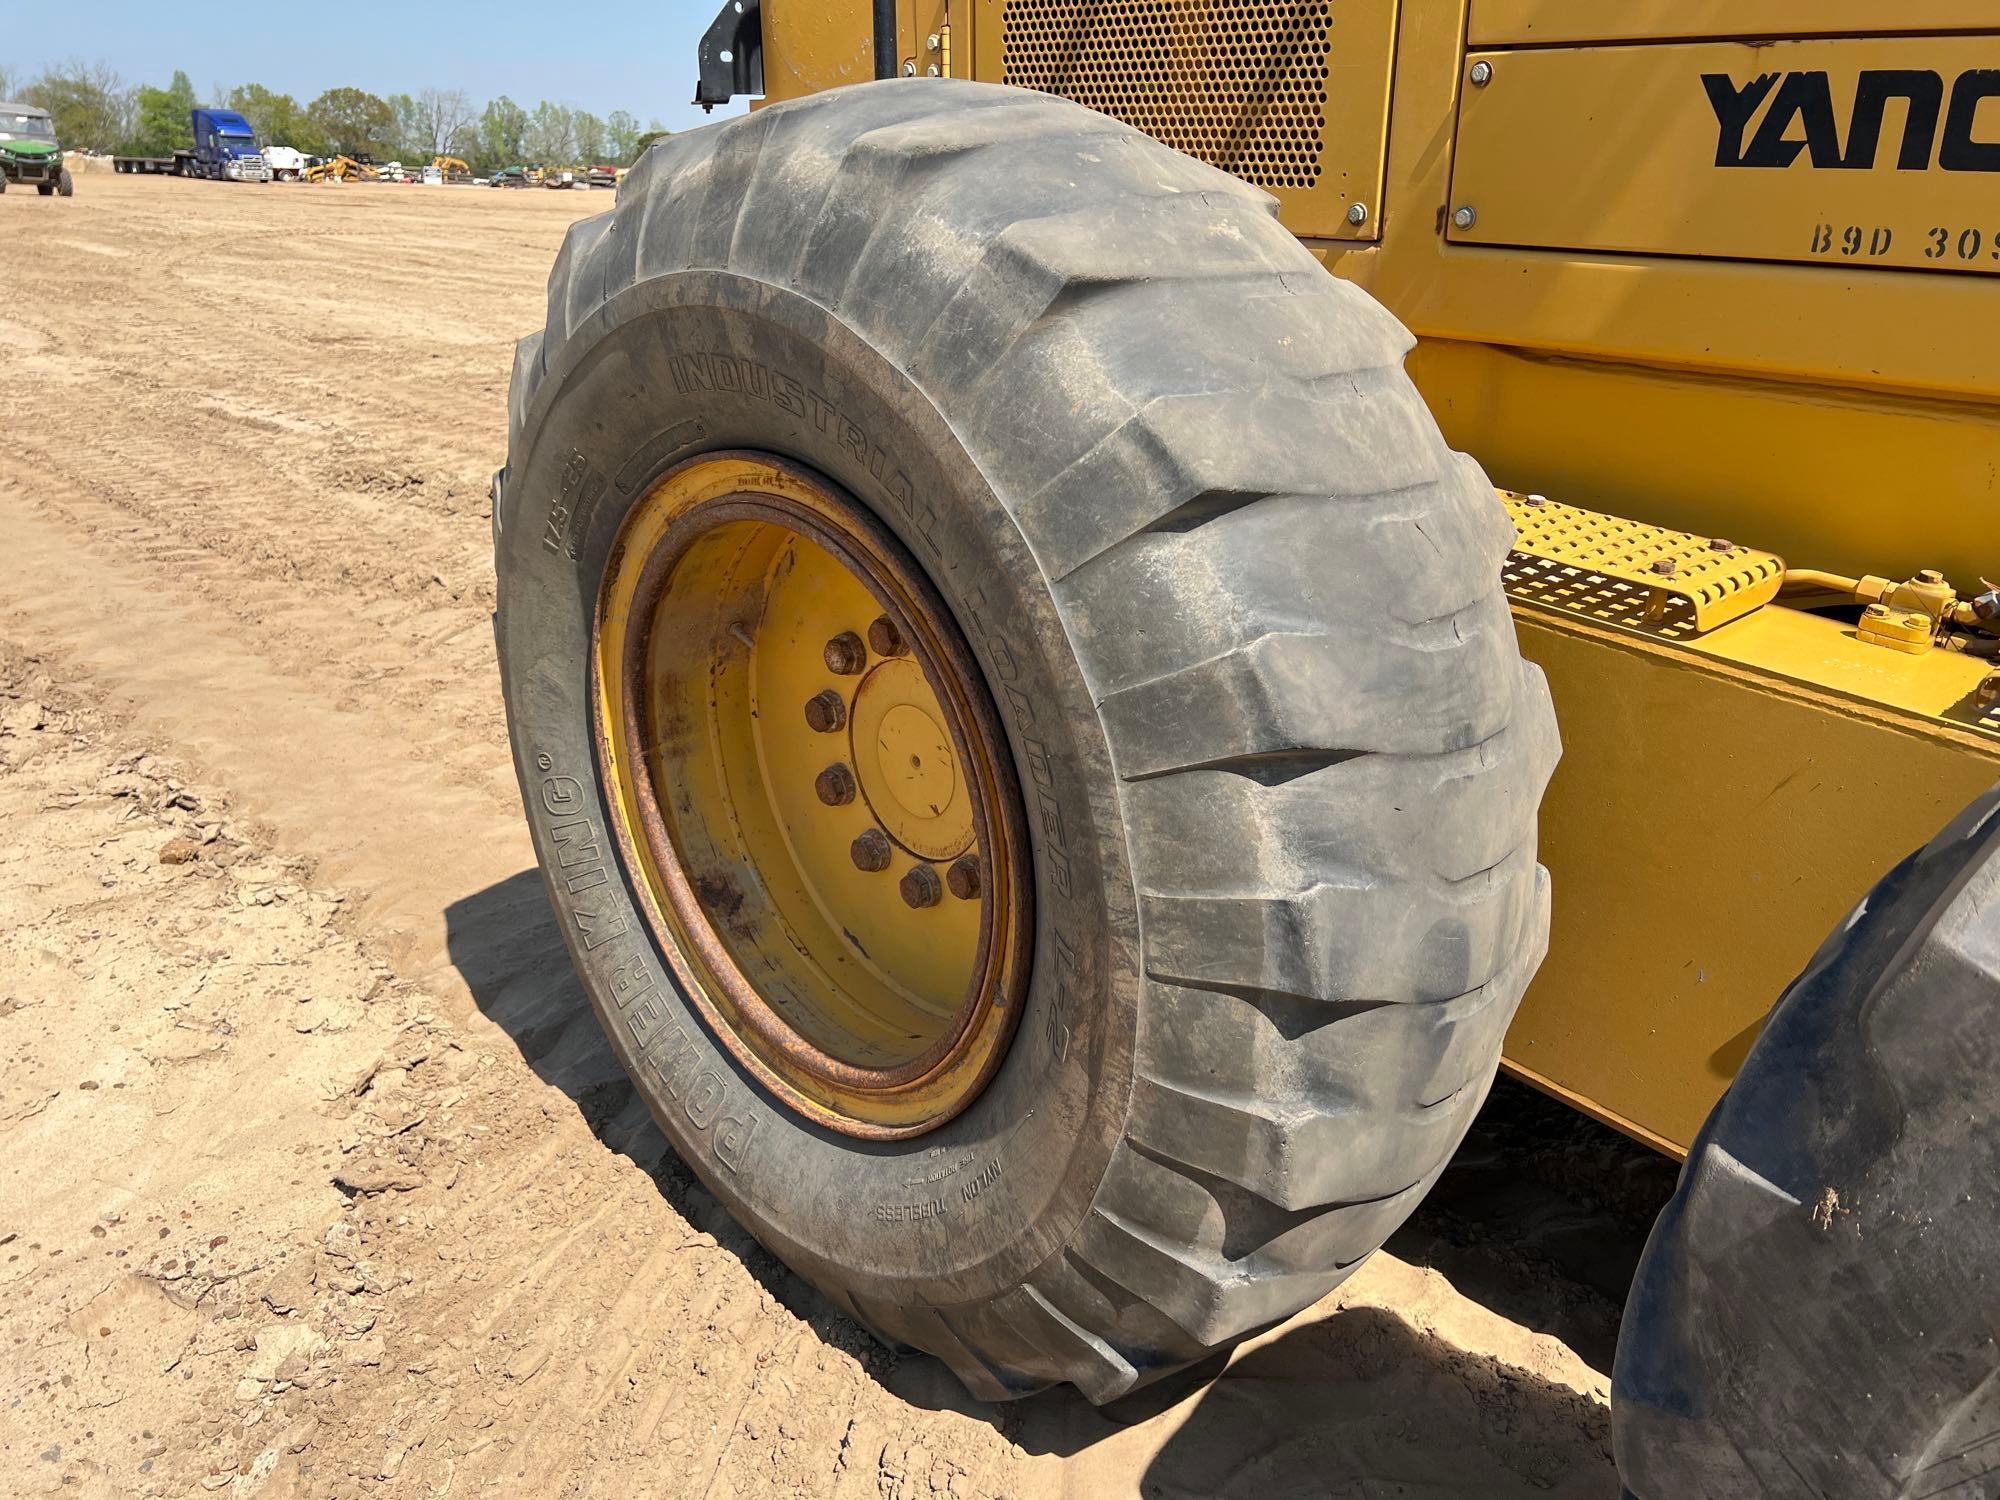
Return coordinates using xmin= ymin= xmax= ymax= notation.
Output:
xmin=1917 ymin=568 xmax=1946 ymax=586
xmin=867 ymin=615 xmax=908 ymax=658
xmin=1709 ymin=538 xmax=1736 ymax=553
xmin=823 ymin=631 xmax=867 ymax=676
xmin=804 ymin=689 xmax=848 ymax=734
xmin=1650 ymin=557 xmax=1679 ymax=578
xmin=945 ymin=855 xmax=982 ymax=901
xmin=814 ymin=763 xmax=857 ymax=807
xmin=899 ymin=864 xmax=942 ymax=909
xmin=850 ymin=828 xmax=892 ymax=872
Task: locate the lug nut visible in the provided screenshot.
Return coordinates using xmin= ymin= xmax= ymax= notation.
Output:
xmin=867 ymin=615 xmax=908 ymax=658
xmin=945 ymin=854 xmax=982 ymax=901
xmin=823 ymin=631 xmax=866 ymax=675
xmin=900 ymin=864 xmax=942 ymax=909
xmin=850 ymin=828 xmax=892 ymax=872
xmin=804 ymin=689 xmax=848 ymax=734
xmin=815 ymin=763 xmax=857 ymax=806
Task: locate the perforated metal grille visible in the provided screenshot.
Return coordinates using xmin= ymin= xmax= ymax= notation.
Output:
xmin=1501 ymin=492 xmax=1784 ymax=633
xmin=1501 ymin=553 xmax=1703 ymax=641
xmin=1002 ymin=0 xmax=1334 ymax=191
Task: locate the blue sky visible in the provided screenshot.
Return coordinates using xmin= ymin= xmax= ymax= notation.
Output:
xmin=10 ymin=0 xmax=746 ymax=132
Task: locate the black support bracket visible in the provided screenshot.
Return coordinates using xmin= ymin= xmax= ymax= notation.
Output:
xmin=694 ymin=0 xmax=764 ymax=111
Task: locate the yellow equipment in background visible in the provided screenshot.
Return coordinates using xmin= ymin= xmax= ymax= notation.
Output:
xmin=739 ymin=0 xmax=2000 ymax=1156
xmin=432 ymin=155 xmax=472 ymax=184
xmin=303 ymin=155 xmax=377 ymax=184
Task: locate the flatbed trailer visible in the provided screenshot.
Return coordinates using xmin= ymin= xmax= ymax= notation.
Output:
xmin=112 ymin=152 xmax=192 ymax=175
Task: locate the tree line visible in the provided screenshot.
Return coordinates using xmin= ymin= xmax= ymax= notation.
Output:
xmin=1 ymin=60 xmax=670 ymax=169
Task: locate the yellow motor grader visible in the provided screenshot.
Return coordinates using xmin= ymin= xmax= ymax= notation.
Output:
xmin=493 ymin=3 xmax=2000 ymax=1491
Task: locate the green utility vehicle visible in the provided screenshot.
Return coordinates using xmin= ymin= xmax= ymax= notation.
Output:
xmin=0 ymin=102 xmax=72 ymax=196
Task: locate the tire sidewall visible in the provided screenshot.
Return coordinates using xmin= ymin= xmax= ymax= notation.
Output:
xmin=496 ymin=270 xmax=1140 ymax=1309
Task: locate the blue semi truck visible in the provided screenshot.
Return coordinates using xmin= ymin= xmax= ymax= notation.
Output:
xmin=112 ymin=107 xmax=272 ymax=181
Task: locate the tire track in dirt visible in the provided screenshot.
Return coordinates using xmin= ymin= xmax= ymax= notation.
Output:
xmin=0 ymin=469 xmax=524 ymax=982
xmin=0 ymin=639 xmax=1029 ymax=1500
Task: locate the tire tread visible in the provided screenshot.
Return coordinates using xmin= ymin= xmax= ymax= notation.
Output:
xmin=503 ymin=79 xmax=1558 ymax=1401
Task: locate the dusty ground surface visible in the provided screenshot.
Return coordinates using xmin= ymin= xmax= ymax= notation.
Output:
xmin=0 ymin=166 xmax=1670 ymax=1498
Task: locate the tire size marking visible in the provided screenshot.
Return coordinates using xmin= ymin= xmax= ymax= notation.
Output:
xmin=534 ymin=751 xmax=760 ymax=1173
xmin=665 ymin=351 xmax=940 ymax=557
xmin=1806 ymin=221 xmax=2000 ymax=264
xmin=543 ymin=449 xmax=607 ymax=560
xmin=1044 ymin=928 xmax=1082 ymax=1066
xmin=960 ymin=584 xmax=1087 ymax=1064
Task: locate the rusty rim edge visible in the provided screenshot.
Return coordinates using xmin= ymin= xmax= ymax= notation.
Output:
xmin=591 ymin=451 xmax=1034 ymax=1141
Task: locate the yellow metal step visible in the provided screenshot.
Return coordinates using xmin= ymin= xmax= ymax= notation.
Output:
xmin=1500 ymin=490 xmax=1786 ymax=637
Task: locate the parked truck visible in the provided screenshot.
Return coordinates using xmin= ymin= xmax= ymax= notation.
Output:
xmin=114 ymin=107 xmax=272 ymax=181
xmin=262 ymin=145 xmax=307 ymax=182
xmin=184 ymin=108 xmax=270 ymax=181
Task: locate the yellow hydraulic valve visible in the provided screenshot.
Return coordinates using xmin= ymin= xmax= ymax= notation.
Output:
xmin=1782 ymin=566 xmax=2000 ymax=653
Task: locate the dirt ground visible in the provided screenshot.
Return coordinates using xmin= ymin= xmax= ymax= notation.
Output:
xmin=0 ymin=164 xmax=1666 ymax=1498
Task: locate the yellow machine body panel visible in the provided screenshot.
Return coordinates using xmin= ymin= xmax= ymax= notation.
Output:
xmin=1332 ymin=0 xmax=2000 ymax=591
xmin=752 ymin=0 xmax=2000 ymax=1154
xmin=1467 ymin=1 xmax=1998 ymax=45
xmin=1450 ymin=37 xmax=2000 ymax=278
xmin=762 ymin=0 xmax=876 ymax=99
xmin=1515 ymin=608 xmax=1999 ymax=1152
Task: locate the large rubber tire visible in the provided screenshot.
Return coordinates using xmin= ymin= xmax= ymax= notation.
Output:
xmin=1614 ymin=786 xmax=2000 ymax=1497
xmin=58 ymin=168 xmax=74 ymax=197
xmin=494 ymin=78 xmax=1558 ymax=1401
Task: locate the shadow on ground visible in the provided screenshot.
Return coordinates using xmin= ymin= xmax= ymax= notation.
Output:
xmin=444 ymin=868 xmax=1651 ymax=1488
xmin=1388 ymin=1075 xmax=1681 ymax=1374
xmin=889 ymin=1308 xmax=1616 ymax=1496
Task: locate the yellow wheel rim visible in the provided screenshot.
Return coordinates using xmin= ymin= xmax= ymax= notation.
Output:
xmin=593 ymin=452 xmax=1031 ymax=1138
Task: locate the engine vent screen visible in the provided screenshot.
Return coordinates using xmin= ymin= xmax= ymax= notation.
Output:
xmin=1001 ymin=0 xmax=1334 ymax=191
